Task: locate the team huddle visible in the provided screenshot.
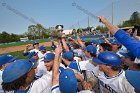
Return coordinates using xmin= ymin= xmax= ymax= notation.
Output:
xmin=0 ymin=16 xmax=140 ymax=93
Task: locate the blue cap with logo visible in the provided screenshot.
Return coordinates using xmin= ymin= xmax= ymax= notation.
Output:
xmin=0 ymin=54 xmax=18 ymax=66
xmin=85 ymin=45 xmax=97 ymax=54
xmin=125 ymin=70 xmax=140 ymax=92
xmin=44 ymin=53 xmax=55 ymax=62
xmin=28 ymin=52 xmax=38 ymax=59
xmin=62 ymin=51 xmax=73 ymax=60
xmin=51 ymin=45 xmax=57 ymax=50
xmin=2 ymin=59 xmax=35 ymax=83
xmin=39 ymin=45 xmax=46 ymax=50
xmin=93 ymin=51 xmax=121 ymax=66
xmin=91 ymin=39 xmax=98 ymax=45
xmin=32 ymin=41 xmax=39 ymax=46
xmin=59 ymin=69 xmax=78 ymax=93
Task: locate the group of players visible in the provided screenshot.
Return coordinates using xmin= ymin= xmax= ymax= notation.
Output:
xmin=0 ymin=16 xmax=140 ymax=93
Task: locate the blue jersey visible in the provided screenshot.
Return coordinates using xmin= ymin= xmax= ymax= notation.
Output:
xmin=115 ymin=29 xmax=140 ymax=58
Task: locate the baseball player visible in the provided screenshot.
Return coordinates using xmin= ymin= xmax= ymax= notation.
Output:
xmin=125 ymin=70 xmax=140 ymax=92
xmin=92 ymin=51 xmax=136 ymax=93
xmin=51 ymin=44 xmax=94 ymax=93
xmin=23 ymin=41 xmax=40 ymax=56
xmin=35 ymin=45 xmax=48 ymax=78
xmin=0 ymin=54 xmax=18 ymax=93
xmin=2 ymin=59 xmax=52 ymax=93
xmin=99 ymin=16 xmax=140 ymax=62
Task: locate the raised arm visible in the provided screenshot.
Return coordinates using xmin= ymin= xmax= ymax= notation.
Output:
xmin=98 ymin=16 xmax=119 ymax=35
xmin=77 ymin=34 xmax=85 ymax=47
xmin=52 ymin=44 xmax=62 ymax=86
xmin=99 ymin=16 xmax=140 ymax=58
xmin=61 ymin=35 xmax=70 ymax=52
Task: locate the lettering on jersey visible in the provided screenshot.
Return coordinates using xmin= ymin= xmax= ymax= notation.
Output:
xmin=99 ymin=80 xmax=117 ymax=93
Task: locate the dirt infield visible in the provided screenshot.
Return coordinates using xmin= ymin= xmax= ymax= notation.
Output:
xmin=0 ymin=42 xmax=52 ymax=55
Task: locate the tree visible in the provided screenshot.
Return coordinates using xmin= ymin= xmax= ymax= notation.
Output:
xmin=130 ymin=11 xmax=140 ymax=25
xmin=122 ymin=20 xmax=132 ymax=27
xmin=0 ymin=31 xmax=10 ymax=43
xmin=28 ymin=25 xmax=37 ymax=39
xmin=96 ymin=26 xmax=108 ymax=33
xmin=0 ymin=31 xmax=20 ymax=43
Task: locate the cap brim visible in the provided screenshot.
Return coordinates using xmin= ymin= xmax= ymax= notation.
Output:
xmin=8 ymin=56 xmax=18 ymax=62
xmin=32 ymin=62 xmax=38 ymax=68
xmin=44 ymin=59 xmax=51 ymax=62
xmin=29 ymin=58 xmax=38 ymax=68
xmin=93 ymin=57 xmax=107 ymax=65
xmin=119 ymin=52 xmax=129 ymax=58
xmin=125 ymin=70 xmax=140 ymax=92
xmin=33 ymin=43 xmax=39 ymax=46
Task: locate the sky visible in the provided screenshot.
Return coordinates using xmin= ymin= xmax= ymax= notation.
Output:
xmin=0 ymin=0 xmax=140 ymax=34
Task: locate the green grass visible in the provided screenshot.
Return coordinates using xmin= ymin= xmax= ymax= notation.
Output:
xmin=0 ymin=39 xmax=51 ymax=48
xmin=0 ymin=47 xmax=51 ymax=59
xmin=8 ymin=50 xmax=28 ymax=59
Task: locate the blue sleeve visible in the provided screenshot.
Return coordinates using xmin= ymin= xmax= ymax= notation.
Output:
xmin=69 ymin=62 xmax=80 ymax=71
xmin=114 ymin=29 xmax=140 ymax=58
xmin=23 ymin=52 xmax=29 ymax=56
xmin=59 ymin=66 xmax=65 ymax=73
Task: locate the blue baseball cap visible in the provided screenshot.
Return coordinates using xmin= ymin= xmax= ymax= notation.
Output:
xmin=62 ymin=51 xmax=73 ymax=60
xmin=59 ymin=69 xmax=77 ymax=93
xmin=93 ymin=51 xmax=121 ymax=66
xmin=91 ymin=39 xmax=98 ymax=45
xmin=125 ymin=70 xmax=140 ymax=92
xmin=112 ymin=40 xmax=121 ymax=45
xmin=51 ymin=45 xmax=57 ymax=50
xmin=29 ymin=58 xmax=38 ymax=68
xmin=85 ymin=45 xmax=97 ymax=54
xmin=28 ymin=52 xmax=38 ymax=59
xmin=2 ymin=59 xmax=35 ymax=83
xmin=0 ymin=54 xmax=18 ymax=66
xmin=39 ymin=45 xmax=46 ymax=50
xmin=32 ymin=41 xmax=39 ymax=46
xmin=44 ymin=53 xmax=55 ymax=62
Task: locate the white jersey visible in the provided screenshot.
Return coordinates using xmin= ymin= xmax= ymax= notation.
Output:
xmin=36 ymin=51 xmax=47 ymax=78
xmin=96 ymin=45 xmax=100 ymax=55
xmin=0 ymin=70 xmax=4 ymax=93
xmin=68 ymin=60 xmax=97 ymax=72
xmin=134 ymin=57 xmax=140 ymax=64
xmin=51 ymin=84 xmax=61 ymax=93
xmin=5 ymin=73 xmax=52 ymax=93
xmin=51 ymin=84 xmax=95 ymax=93
xmin=95 ymin=70 xmax=135 ymax=93
xmin=29 ymin=49 xmax=40 ymax=53
xmin=116 ymin=45 xmax=127 ymax=57
xmin=29 ymin=73 xmax=52 ymax=93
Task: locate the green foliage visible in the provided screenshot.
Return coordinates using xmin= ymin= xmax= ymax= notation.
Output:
xmin=0 ymin=32 xmax=20 ymax=43
xmin=121 ymin=11 xmax=140 ymax=27
xmin=27 ymin=24 xmax=58 ymax=39
xmin=96 ymin=26 xmax=108 ymax=33
xmin=122 ymin=20 xmax=132 ymax=27
xmin=0 ymin=39 xmax=50 ymax=48
xmin=1 ymin=46 xmax=51 ymax=59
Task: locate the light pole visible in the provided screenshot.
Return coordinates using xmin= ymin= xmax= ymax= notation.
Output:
xmin=109 ymin=1 xmax=114 ymax=38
